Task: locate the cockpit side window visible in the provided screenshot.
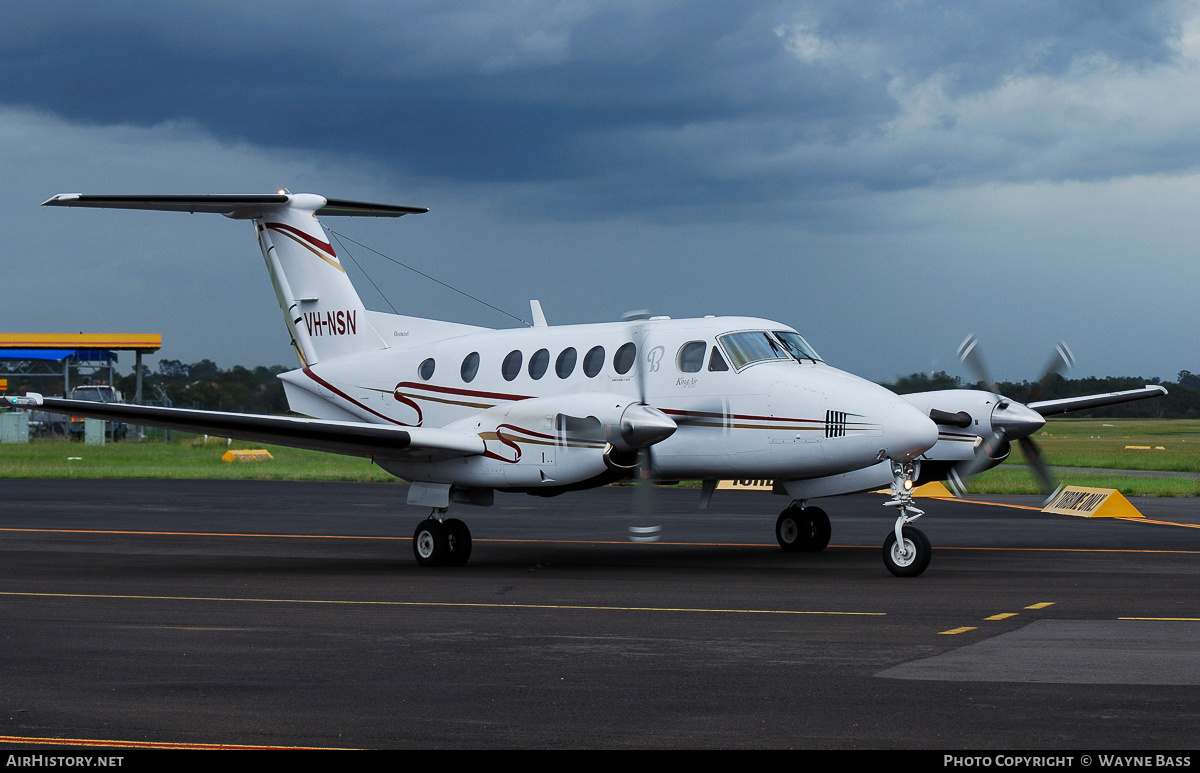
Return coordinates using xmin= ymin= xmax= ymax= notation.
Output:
xmin=716 ymin=331 xmax=791 ymax=370
xmin=773 ymin=331 xmax=823 ymax=363
xmin=708 ymin=347 xmax=728 ymax=371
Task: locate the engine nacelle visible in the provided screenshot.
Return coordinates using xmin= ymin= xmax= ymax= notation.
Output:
xmin=439 ymin=392 xmax=676 ymax=489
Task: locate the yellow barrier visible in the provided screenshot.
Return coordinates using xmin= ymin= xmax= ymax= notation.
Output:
xmin=871 ymin=481 xmax=954 ymax=497
xmin=221 ymin=449 xmax=274 ymax=462
xmin=1041 ymin=486 xmax=1143 ymax=518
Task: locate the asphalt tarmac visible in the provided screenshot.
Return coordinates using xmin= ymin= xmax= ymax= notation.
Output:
xmin=1 ymin=478 xmax=1198 ymax=750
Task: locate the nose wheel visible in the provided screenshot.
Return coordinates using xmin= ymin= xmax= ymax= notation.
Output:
xmin=883 ymin=525 xmax=930 ymax=577
xmin=776 ymin=505 xmax=830 ymax=552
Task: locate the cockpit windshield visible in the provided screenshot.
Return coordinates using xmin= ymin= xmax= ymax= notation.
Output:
xmin=716 ymin=331 xmax=792 ymax=370
xmin=773 ymin=331 xmax=822 ymax=363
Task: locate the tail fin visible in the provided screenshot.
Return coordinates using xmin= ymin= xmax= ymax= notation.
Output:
xmin=43 ymin=193 xmax=428 ymax=365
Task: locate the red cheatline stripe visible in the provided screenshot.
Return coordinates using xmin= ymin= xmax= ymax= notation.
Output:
xmin=395 ymin=381 xmax=533 ymax=402
xmin=662 ymin=408 xmax=824 ymax=425
xmin=265 ymin=221 xmax=336 ymax=256
xmin=303 ymin=367 xmax=410 ymax=426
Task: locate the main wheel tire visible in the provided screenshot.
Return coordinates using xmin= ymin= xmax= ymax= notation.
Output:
xmin=413 ymin=519 xmax=450 ymax=567
xmin=882 ymin=526 xmax=931 ymax=577
xmin=804 ymin=507 xmax=831 ymax=553
xmin=444 ymin=518 xmax=473 ymax=567
xmin=776 ymin=507 xmax=831 ymax=553
xmin=776 ymin=508 xmax=809 ymax=552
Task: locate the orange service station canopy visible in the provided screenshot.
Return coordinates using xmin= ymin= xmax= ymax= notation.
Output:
xmin=0 ymin=334 xmax=161 ymax=352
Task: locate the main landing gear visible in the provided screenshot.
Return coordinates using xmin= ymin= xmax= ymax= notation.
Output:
xmin=775 ymin=504 xmax=831 ymax=552
xmin=880 ymin=460 xmax=931 ymax=577
xmin=413 ymin=509 xmax=473 ymax=567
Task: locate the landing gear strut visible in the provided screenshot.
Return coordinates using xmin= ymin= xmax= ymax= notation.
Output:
xmin=776 ymin=504 xmax=830 ymax=552
xmin=881 ymin=460 xmax=931 ymax=577
xmin=413 ymin=509 xmax=473 ymax=567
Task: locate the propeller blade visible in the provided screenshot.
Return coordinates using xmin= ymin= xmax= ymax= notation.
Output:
xmin=947 ymin=427 xmax=1008 ymax=496
xmin=630 ymin=447 xmax=661 ymax=542
xmin=1025 ymin=341 xmax=1075 ymax=404
xmin=625 ymin=316 xmax=662 ymax=541
xmin=957 ymin=334 xmax=998 ymax=393
xmin=1017 ymin=436 xmax=1059 ymax=496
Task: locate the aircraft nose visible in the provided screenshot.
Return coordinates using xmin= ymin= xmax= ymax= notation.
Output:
xmin=882 ymin=400 xmax=939 ymax=461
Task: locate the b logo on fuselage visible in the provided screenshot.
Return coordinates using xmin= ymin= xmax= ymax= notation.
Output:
xmin=647 ymin=346 xmax=665 ymax=373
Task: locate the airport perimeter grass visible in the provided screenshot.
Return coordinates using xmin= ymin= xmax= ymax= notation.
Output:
xmin=967 ymin=418 xmax=1200 ymax=497
xmin=0 ymin=437 xmax=397 ymax=482
xmin=1 ymin=419 xmax=1197 ymax=495
xmin=1001 ymin=418 xmax=1200 ymax=471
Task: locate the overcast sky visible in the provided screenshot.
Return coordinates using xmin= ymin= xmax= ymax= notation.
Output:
xmin=2 ymin=1 xmax=1197 ymax=384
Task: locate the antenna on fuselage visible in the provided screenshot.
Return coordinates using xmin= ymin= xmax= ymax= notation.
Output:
xmin=530 ymin=300 xmax=548 ymax=327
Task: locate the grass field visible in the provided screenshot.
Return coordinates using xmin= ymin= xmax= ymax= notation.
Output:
xmin=968 ymin=418 xmax=1200 ymax=497
xmin=0 ymin=436 xmax=397 ymax=482
xmin=1 ymin=419 xmax=1197 ymax=496
xmin=1001 ymin=418 xmax=1200 ymax=471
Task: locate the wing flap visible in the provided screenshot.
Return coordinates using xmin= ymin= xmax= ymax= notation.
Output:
xmin=36 ymin=398 xmax=483 ymax=461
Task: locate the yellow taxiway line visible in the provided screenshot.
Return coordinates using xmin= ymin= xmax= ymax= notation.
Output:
xmin=0 ymin=734 xmax=351 ymax=750
xmin=1118 ymin=617 xmax=1200 ymax=622
xmin=0 ymin=590 xmax=884 ymax=617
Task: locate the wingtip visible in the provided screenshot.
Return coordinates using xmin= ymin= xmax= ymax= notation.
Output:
xmin=42 ymin=193 xmax=81 ymax=206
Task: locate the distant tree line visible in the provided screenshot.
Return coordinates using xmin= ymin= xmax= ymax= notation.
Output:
xmin=883 ymin=371 xmax=1200 ymax=419
xmin=109 ymin=358 xmax=1198 ymax=419
xmin=116 ymin=359 xmax=289 ymax=414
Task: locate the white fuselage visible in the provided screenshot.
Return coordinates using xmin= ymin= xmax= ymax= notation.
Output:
xmin=279 ymin=315 xmax=938 ymax=491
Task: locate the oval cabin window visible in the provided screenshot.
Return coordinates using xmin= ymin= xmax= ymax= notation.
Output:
xmin=461 ymin=352 xmax=480 ymax=383
xmin=502 ymin=350 xmax=522 ymax=381
xmin=556 ymin=348 xmax=577 ymax=379
xmin=528 ymin=349 xmax=549 ymax=380
xmin=583 ymin=346 xmax=605 ymax=378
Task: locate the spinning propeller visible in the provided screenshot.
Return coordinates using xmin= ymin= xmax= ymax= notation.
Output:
xmin=947 ymin=335 xmax=1075 ymax=498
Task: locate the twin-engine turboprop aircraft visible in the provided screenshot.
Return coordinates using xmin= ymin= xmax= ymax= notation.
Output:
xmin=13 ymin=193 xmax=1166 ymax=577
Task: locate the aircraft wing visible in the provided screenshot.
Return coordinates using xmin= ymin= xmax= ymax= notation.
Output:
xmin=28 ymin=398 xmax=484 ymax=462
xmin=1027 ymin=385 xmax=1168 ymax=417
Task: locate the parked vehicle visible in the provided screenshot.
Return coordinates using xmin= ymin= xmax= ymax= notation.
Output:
xmin=27 ymin=410 xmax=69 ymax=437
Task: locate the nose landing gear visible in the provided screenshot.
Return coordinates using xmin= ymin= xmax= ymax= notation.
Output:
xmin=881 ymin=459 xmax=930 ymax=577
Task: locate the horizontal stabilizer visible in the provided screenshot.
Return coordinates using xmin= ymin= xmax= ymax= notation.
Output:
xmin=42 ymin=193 xmax=427 ymax=219
xmin=36 ymin=398 xmax=483 ymax=461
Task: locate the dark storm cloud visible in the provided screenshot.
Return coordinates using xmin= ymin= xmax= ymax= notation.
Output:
xmin=810 ymin=1 xmax=1184 ymax=93
xmin=1 ymin=1 xmax=1195 ymax=216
